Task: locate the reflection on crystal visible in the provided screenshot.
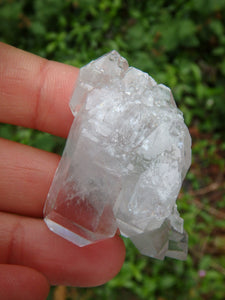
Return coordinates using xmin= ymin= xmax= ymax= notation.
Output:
xmin=44 ymin=51 xmax=192 ymax=260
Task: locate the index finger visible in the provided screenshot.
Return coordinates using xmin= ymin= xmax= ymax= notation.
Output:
xmin=0 ymin=42 xmax=79 ymax=138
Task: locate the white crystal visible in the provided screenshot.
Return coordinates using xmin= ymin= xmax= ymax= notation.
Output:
xmin=44 ymin=51 xmax=192 ymax=260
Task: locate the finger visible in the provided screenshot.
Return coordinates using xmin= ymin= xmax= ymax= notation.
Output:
xmin=0 ymin=138 xmax=59 ymax=217
xmin=0 ymin=212 xmax=126 ymax=287
xmin=0 ymin=42 xmax=79 ymax=138
xmin=0 ymin=264 xmax=49 ymax=300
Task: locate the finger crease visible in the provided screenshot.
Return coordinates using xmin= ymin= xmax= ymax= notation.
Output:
xmin=33 ymin=59 xmax=51 ymax=130
xmin=7 ymin=219 xmax=25 ymax=265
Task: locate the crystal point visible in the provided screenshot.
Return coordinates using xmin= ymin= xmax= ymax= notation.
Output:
xmin=44 ymin=51 xmax=192 ymax=260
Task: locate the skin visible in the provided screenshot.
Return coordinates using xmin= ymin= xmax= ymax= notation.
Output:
xmin=0 ymin=43 xmax=126 ymax=300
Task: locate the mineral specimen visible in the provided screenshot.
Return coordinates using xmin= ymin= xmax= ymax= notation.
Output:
xmin=44 ymin=51 xmax=192 ymax=260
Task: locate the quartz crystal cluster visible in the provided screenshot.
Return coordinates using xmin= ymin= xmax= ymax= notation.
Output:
xmin=44 ymin=51 xmax=192 ymax=260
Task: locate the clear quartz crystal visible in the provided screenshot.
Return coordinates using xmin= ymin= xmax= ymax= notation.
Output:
xmin=44 ymin=51 xmax=192 ymax=260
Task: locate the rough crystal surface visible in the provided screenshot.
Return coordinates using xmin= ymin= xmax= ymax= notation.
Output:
xmin=44 ymin=51 xmax=192 ymax=260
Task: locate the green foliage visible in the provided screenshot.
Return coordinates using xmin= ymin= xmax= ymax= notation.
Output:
xmin=0 ymin=0 xmax=225 ymax=299
xmin=0 ymin=124 xmax=65 ymax=154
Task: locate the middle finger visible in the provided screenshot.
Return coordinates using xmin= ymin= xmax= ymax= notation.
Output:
xmin=0 ymin=138 xmax=59 ymax=217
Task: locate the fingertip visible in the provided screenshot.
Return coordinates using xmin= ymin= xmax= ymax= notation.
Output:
xmin=2 ymin=215 xmax=125 ymax=289
xmin=36 ymin=220 xmax=126 ymax=287
xmin=45 ymin=232 xmax=126 ymax=287
xmin=82 ymin=235 xmax=126 ymax=287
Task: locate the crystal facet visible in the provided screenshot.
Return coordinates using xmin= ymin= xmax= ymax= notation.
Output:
xmin=44 ymin=51 xmax=192 ymax=260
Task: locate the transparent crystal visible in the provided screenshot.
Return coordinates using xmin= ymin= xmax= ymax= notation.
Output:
xmin=44 ymin=51 xmax=191 ymax=260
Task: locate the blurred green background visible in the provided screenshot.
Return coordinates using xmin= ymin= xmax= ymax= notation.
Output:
xmin=0 ymin=0 xmax=225 ymax=299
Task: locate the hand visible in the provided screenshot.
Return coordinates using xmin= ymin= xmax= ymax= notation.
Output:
xmin=0 ymin=43 xmax=125 ymax=300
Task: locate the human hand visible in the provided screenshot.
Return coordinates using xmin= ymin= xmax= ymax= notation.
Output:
xmin=0 ymin=43 xmax=125 ymax=300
